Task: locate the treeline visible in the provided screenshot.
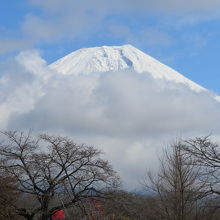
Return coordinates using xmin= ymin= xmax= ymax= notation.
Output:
xmin=0 ymin=132 xmax=220 ymax=219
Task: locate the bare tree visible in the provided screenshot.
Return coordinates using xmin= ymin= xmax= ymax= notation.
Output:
xmin=183 ymin=136 xmax=220 ymax=195
xmin=182 ymin=136 xmax=220 ymax=218
xmin=0 ymin=173 xmax=20 ymax=219
xmin=0 ymin=131 xmax=120 ymax=220
xmin=104 ymin=190 xmax=159 ymax=220
xmin=143 ymin=141 xmax=204 ymax=220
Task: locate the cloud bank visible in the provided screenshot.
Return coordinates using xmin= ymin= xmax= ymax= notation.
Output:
xmin=1 ymin=51 xmax=220 ymax=188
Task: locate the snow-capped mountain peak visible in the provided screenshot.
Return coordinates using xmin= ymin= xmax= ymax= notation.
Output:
xmin=50 ymin=45 xmax=204 ymax=92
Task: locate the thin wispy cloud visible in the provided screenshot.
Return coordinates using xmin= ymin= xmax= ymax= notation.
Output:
xmin=1 ymin=0 xmax=220 ymax=55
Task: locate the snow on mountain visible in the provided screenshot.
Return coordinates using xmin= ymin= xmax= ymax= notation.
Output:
xmin=50 ymin=44 xmax=204 ymax=92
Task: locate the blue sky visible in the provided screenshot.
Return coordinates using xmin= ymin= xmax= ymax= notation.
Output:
xmin=0 ymin=0 xmax=220 ymax=94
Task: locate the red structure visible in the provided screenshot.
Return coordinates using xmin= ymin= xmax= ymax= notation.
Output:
xmin=51 ymin=209 xmax=65 ymax=220
xmin=85 ymin=198 xmax=105 ymax=219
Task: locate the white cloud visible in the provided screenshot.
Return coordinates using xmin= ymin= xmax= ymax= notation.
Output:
xmin=1 ymin=52 xmax=220 ymax=189
xmin=0 ymin=50 xmax=52 ymax=128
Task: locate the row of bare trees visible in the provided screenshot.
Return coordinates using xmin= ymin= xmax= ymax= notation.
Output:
xmin=103 ymin=137 xmax=220 ymax=220
xmin=142 ymin=137 xmax=220 ymax=220
xmin=1 ymin=131 xmax=220 ymax=219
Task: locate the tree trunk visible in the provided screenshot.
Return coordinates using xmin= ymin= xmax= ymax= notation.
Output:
xmin=19 ymin=214 xmax=34 ymax=220
xmin=40 ymin=195 xmax=50 ymax=220
xmin=17 ymin=209 xmax=35 ymax=220
xmin=41 ymin=214 xmax=49 ymax=220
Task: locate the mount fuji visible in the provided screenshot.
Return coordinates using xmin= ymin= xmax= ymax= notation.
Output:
xmin=50 ymin=45 xmax=205 ymax=92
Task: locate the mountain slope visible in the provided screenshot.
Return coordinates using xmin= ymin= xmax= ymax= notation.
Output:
xmin=50 ymin=45 xmax=204 ymax=92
